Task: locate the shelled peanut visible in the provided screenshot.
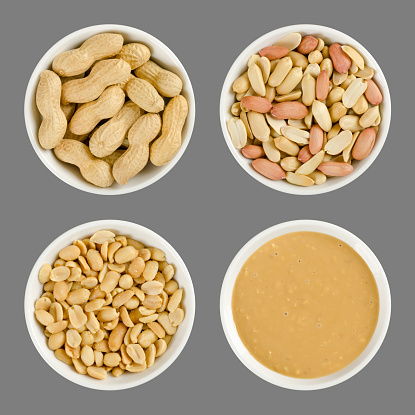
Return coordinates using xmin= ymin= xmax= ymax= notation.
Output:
xmin=228 ymin=32 xmax=383 ymax=186
xmin=35 ymin=32 xmax=188 ymax=188
xmin=34 ymin=229 xmax=185 ymax=380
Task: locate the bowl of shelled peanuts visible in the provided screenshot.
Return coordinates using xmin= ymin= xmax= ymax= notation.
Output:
xmin=24 ymin=24 xmax=195 ymax=195
xmin=24 ymin=220 xmax=195 ymax=390
xmin=220 ymin=24 xmax=391 ymax=195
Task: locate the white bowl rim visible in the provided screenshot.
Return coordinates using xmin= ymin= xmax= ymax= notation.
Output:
xmin=219 ymin=24 xmax=391 ymax=195
xmin=24 ymin=219 xmax=196 ymax=390
xmin=24 ymin=24 xmax=196 ymax=195
xmin=220 ymin=219 xmax=391 ymax=390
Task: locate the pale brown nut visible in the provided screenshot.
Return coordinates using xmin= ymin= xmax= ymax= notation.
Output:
xmin=126 ymin=78 xmax=165 ymax=113
xmin=316 ymin=70 xmax=330 ymax=102
xmin=296 ymin=36 xmax=318 ymax=55
xmin=240 ymin=96 xmax=272 ymax=113
xmin=352 ymin=127 xmax=376 ymax=160
xmin=108 ymin=322 xmax=128 ymax=351
xmin=36 ymin=70 xmax=67 ymax=150
xmin=116 ymin=43 xmax=151 ymax=69
xmin=298 ymin=145 xmax=313 ymax=163
xmin=329 ymin=43 xmax=351 ymax=74
xmin=54 ymin=140 xmax=114 ymax=188
xmin=258 ymin=45 xmax=289 ymax=60
xmin=62 ymin=59 xmax=130 ymax=104
xmin=150 ymin=95 xmax=188 ymax=166
xmin=318 ymin=161 xmax=354 ymax=176
xmin=69 ymin=85 xmax=125 ymax=135
xmin=241 ymin=145 xmax=265 ymax=159
xmin=271 ymin=102 xmax=308 ymax=120
xmin=52 ymin=33 xmax=124 ymax=77
xmin=252 ymin=159 xmax=286 ymax=180
xmin=89 ymin=101 xmax=143 ymax=158
xmin=364 ymin=79 xmax=383 ymax=105
xmin=135 ymin=60 xmax=183 ymax=97
xmin=309 ymin=125 xmax=324 ymax=155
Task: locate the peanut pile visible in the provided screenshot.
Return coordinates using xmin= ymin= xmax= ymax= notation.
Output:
xmin=34 ymin=230 xmax=185 ymax=380
xmin=228 ymin=32 xmax=383 ymax=186
xmin=36 ymin=33 xmax=189 ymax=188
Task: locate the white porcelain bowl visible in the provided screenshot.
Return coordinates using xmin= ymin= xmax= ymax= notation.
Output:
xmin=24 ymin=24 xmax=195 ymax=195
xmin=220 ymin=24 xmax=391 ymax=195
xmin=220 ymin=220 xmax=391 ymax=390
xmin=25 ymin=220 xmax=195 ymax=390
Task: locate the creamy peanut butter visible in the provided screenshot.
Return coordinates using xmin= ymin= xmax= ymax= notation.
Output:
xmin=232 ymin=231 xmax=379 ymax=378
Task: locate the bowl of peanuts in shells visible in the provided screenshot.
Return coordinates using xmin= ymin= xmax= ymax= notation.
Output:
xmin=25 ymin=220 xmax=195 ymax=390
xmin=220 ymin=24 xmax=391 ymax=195
xmin=24 ymin=24 xmax=195 ymax=195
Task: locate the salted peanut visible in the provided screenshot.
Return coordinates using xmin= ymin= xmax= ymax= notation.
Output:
xmin=341 ymin=45 xmax=365 ymax=70
xmin=320 ymin=58 xmax=333 ymax=78
xmin=274 ymin=33 xmax=302 ymax=50
xmin=124 ymin=296 xmax=140 ymax=310
xmin=301 ymin=74 xmax=316 ymax=107
xmin=339 ymin=115 xmax=364 ymax=132
xmin=84 ymin=312 xmax=99 ymax=334
xmin=38 ymin=264 xmax=52 ymax=284
xmin=139 ymin=306 xmax=156 ymax=316
xmin=248 ymin=64 xmax=266 ymax=96
xmin=141 ymin=281 xmax=164 ymax=296
xmin=65 ymin=342 xmax=81 ymax=358
xmin=318 ymin=161 xmax=353 ymax=176
xmin=157 ymin=291 xmax=169 ymax=313
xmin=155 ymin=339 xmax=168 ymax=357
xmin=130 ymin=323 xmax=144 ymax=344
xmin=162 ymin=265 xmax=175 ymax=283
xmin=308 ymin=50 xmax=323 ymax=65
xmin=304 ymin=63 xmax=321 ymax=78
xmin=312 ymin=100 xmax=332 ymax=132
xmin=142 ymin=295 xmax=163 ymax=310
xmin=59 ymin=245 xmax=81 ymax=261
xmin=55 ymin=348 xmax=73 ymax=365
xmin=47 ymin=320 xmax=68 ymax=334
xmin=138 ymin=329 xmax=158 ymax=348
xmin=276 ymin=67 xmax=303 ymax=95
xmin=54 ymin=259 xmax=66 ymax=268
xmin=120 ymin=344 xmax=133 ymax=365
xmin=281 ymin=126 xmax=309 ymax=145
xmin=87 ymin=366 xmax=107 ymax=380
xmin=119 ymin=306 xmax=134 ymax=328
xmin=68 ymin=267 xmax=82 ymax=282
xmin=308 ymin=125 xmax=324 ymax=154
xmin=66 ymin=288 xmax=90 ymax=306
xmin=352 ymin=127 xmax=376 ymax=160
xmin=97 ymin=307 xmax=119 ymax=322
xmin=169 ymin=308 xmax=185 ymax=327
xmin=80 ymin=277 xmax=97 ymax=290
xmin=365 ymin=79 xmax=383 ymax=105
xmin=68 ymin=305 xmax=87 ymax=328
xmin=35 ymin=297 xmax=52 ymax=311
xmin=316 ymin=70 xmax=330 ymax=102
xmin=35 ymin=310 xmax=54 ymax=326
xmin=49 ymin=302 xmax=63 ymax=322
xmin=89 ymin=286 xmax=106 ymax=301
xmin=325 ymin=130 xmax=353 ymax=155
xmin=274 ymin=89 xmax=302 ymax=102
xmin=268 ymin=57 xmax=293 ymax=87
xmin=126 ymin=362 xmax=147 ymax=373
xmin=66 ymin=329 xmax=82 ymax=349
xmin=53 ymin=281 xmax=69 ymax=302
xmin=48 ymin=332 xmax=66 ymax=352
xmin=125 ymin=258 xmax=145 ymax=281
xmin=272 ymin=102 xmax=308 ymax=120
xmin=73 ymin=240 xmax=88 ymax=256
xmin=93 ymin=350 xmax=104 ymax=367
xmin=84 ymin=249 xmax=103 ymax=272
xmin=90 ymin=230 xmax=115 ymax=245
xmin=41 ymin=292 xmax=54 ymax=302
xmin=113 ymin=246 xmax=138 ymax=264
xmin=259 ymin=45 xmax=289 ymax=60
xmin=108 ymin=242 xmax=122 ymax=264
xmin=108 ymin=323 xmax=127 ymax=352
xmin=262 ymin=140 xmax=281 ymax=162
xmin=353 ymin=95 xmax=369 ymax=115
xmin=342 ymin=78 xmax=368 ymax=108
xmin=140 ymin=261 xmax=158 ymax=283
xmin=232 ymin=72 xmax=250 ymax=94
xmin=103 ymin=353 xmax=121 ymax=367
xmin=130 ymin=287 xmax=145 ymax=303
xmin=329 ymin=43 xmax=351 ymax=73
xmin=44 ymin=281 xmax=55 ymax=292
xmin=157 ymin=312 xmax=177 ymax=336
xmin=241 ymin=145 xmax=265 ymax=159
xmin=101 ymin=270 xmax=121 ymax=294
xmin=79 ymin=345 xmax=94 ymax=367
xmin=329 ymin=102 xmax=348 ymax=123
xmin=147 ymin=321 xmax=166 ymax=339
xmin=92 ymin=329 xmax=105 ymax=344
xmin=154 ymin=272 xmax=166 ymax=286
xmin=359 ymin=106 xmax=380 ymax=128
xmin=126 ymin=343 xmax=146 ymax=364
xmin=247 ymin=112 xmax=270 ymax=142
xmin=139 ymin=314 xmax=159 ymax=324
xmin=296 ymin=150 xmax=325 ymax=175
xmin=332 ymin=71 xmax=348 ymax=86
xmin=50 ymin=266 xmax=70 ymax=282
xmin=281 ymin=156 xmax=302 ymax=172
xmin=81 ymin=331 xmax=94 ymax=347
xmin=112 ymin=290 xmax=134 ymax=308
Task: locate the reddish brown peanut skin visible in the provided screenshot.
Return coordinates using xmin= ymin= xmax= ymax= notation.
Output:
xmin=241 ymin=96 xmax=272 ymax=113
xmin=329 ymin=43 xmax=351 ymax=74
xmin=252 ymin=158 xmax=286 ymax=180
xmin=36 ymin=70 xmax=67 ymax=150
xmin=318 ymin=162 xmax=354 ymax=176
xmin=316 ymin=70 xmax=330 ymax=102
xmin=258 ymin=46 xmax=289 ymax=60
xmin=298 ymin=145 xmax=313 ymax=163
xmin=241 ymin=145 xmax=266 ymax=159
xmin=271 ymin=102 xmax=309 ymax=120
xmin=308 ymin=125 xmax=324 ymax=155
xmin=297 ymin=36 xmax=318 ymax=55
xmin=352 ymin=128 xmax=376 ymax=160
xmin=364 ymin=79 xmax=383 ymax=105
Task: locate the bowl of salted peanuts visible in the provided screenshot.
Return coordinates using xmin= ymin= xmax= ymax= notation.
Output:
xmin=24 ymin=24 xmax=195 ymax=195
xmin=24 ymin=220 xmax=195 ymax=390
xmin=220 ymin=24 xmax=391 ymax=195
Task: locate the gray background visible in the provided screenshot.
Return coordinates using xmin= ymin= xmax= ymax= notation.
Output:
xmin=0 ymin=0 xmax=413 ymax=413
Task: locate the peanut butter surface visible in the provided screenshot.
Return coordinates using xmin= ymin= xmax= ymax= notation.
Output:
xmin=232 ymin=232 xmax=379 ymax=378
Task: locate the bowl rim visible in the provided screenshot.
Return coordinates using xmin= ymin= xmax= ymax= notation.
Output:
xmin=220 ymin=219 xmax=391 ymax=390
xmin=219 ymin=24 xmax=391 ymax=195
xmin=24 ymin=219 xmax=196 ymax=390
xmin=24 ymin=24 xmax=196 ymax=195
